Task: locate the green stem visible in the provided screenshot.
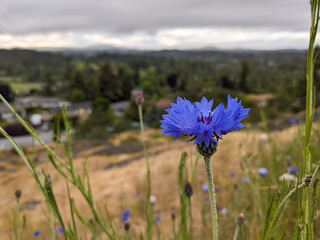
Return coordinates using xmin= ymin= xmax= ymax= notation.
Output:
xmin=302 ymin=1 xmax=320 ymax=238
xmin=264 ymin=182 xmax=306 ymax=240
xmin=204 ymin=156 xmax=219 ymax=240
xmin=172 ymin=218 xmax=177 ymax=240
xmin=14 ymin=198 xmax=20 ymax=240
xmin=233 ymin=224 xmax=240 ymax=240
xmin=138 ymin=104 xmax=152 ymax=240
xmin=188 ymin=197 xmax=193 ymax=239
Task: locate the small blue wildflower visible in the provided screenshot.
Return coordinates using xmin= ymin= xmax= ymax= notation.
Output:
xmin=242 ymin=177 xmax=249 ymax=183
xmin=156 ymin=215 xmax=161 ymax=223
xmin=202 ymin=184 xmax=208 ymax=192
xmin=216 ymin=206 xmax=221 ymax=212
xmin=289 ymin=167 xmax=298 ymax=175
xmin=204 ymin=196 xmax=209 ymax=202
xmin=122 ymin=209 xmax=131 ymax=222
xmin=160 ymin=96 xmax=249 ymax=148
xmin=221 ymin=208 xmax=228 ymax=216
xmin=56 ymin=227 xmax=63 ymax=233
xmin=215 ymin=187 xmax=220 ymax=193
xmin=33 ymin=230 xmax=41 ymax=237
xmin=289 ymin=117 xmax=297 ymax=124
xmin=258 ymin=168 xmax=268 ymax=177
xmin=230 ymin=172 xmax=235 ymax=178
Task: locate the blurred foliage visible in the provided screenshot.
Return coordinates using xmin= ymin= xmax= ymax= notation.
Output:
xmin=75 ymin=98 xmax=115 ymax=139
xmin=0 ymin=48 xmax=317 ymax=131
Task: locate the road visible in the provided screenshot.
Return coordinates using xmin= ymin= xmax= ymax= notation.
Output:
xmin=0 ymin=131 xmax=55 ymax=150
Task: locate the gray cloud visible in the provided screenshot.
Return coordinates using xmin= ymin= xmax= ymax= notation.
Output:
xmin=0 ymin=0 xmax=310 ymax=35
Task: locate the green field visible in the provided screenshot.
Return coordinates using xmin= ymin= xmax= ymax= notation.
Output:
xmin=9 ymin=82 xmax=42 ymax=91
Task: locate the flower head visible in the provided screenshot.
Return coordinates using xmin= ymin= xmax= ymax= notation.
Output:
xmin=122 ymin=209 xmax=131 ymax=222
xmin=221 ymin=208 xmax=228 ymax=216
xmin=33 ymin=230 xmax=41 ymax=237
xmin=279 ymin=173 xmax=297 ymax=182
xmin=150 ymin=195 xmax=157 ymax=206
xmin=15 ymin=189 xmax=22 ymax=199
xmin=160 ymin=96 xmax=249 ymax=149
xmin=242 ymin=177 xmax=249 ymax=183
xmin=289 ymin=117 xmax=297 ymax=124
xmin=56 ymin=227 xmax=63 ymax=233
xmin=237 ymin=213 xmax=245 ymax=225
xmin=202 ymin=184 xmax=209 ymax=192
xmin=135 ymin=89 xmax=144 ymax=105
xmin=124 ymin=222 xmax=130 ymax=231
xmin=289 ymin=167 xmax=298 ymax=175
xmin=156 ymin=215 xmax=161 ymax=223
xmin=184 ymin=181 xmax=193 ymax=198
xmin=258 ymin=168 xmax=268 ymax=177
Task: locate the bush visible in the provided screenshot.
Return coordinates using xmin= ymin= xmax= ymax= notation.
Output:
xmin=69 ymin=89 xmax=86 ymax=103
xmin=75 ymin=105 xmax=115 ymax=139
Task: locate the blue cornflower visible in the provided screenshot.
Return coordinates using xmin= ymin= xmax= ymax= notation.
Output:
xmin=202 ymin=184 xmax=208 ymax=192
xmin=242 ymin=177 xmax=249 ymax=183
xmin=33 ymin=230 xmax=41 ymax=237
xmin=258 ymin=168 xmax=268 ymax=177
xmin=289 ymin=117 xmax=297 ymax=124
xmin=122 ymin=209 xmax=131 ymax=222
xmin=56 ymin=227 xmax=63 ymax=233
xmin=160 ymin=96 xmax=249 ymax=148
xmin=216 ymin=206 xmax=221 ymax=212
xmin=230 ymin=172 xmax=235 ymax=178
xmin=156 ymin=215 xmax=161 ymax=223
xmin=215 ymin=187 xmax=220 ymax=193
xmin=289 ymin=167 xmax=298 ymax=175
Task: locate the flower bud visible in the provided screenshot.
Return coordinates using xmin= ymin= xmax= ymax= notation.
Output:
xmin=197 ymin=141 xmax=217 ymax=158
xmin=184 ymin=181 xmax=193 ymax=198
xmin=237 ymin=213 xmax=245 ymax=225
xmin=135 ymin=89 xmax=144 ymax=105
xmin=171 ymin=212 xmax=176 ymax=220
xmin=303 ymin=174 xmax=313 ymax=186
xmin=150 ymin=195 xmax=157 ymax=206
xmin=15 ymin=189 xmax=22 ymax=199
xmin=124 ymin=222 xmax=130 ymax=231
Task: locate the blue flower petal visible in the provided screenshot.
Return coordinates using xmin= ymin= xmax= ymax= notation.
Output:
xmin=160 ymin=95 xmax=249 ymax=147
xmin=195 ymin=96 xmax=214 ymax=117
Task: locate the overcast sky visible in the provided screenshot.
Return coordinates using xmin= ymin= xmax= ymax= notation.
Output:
xmin=0 ymin=0 xmax=314 ymax=50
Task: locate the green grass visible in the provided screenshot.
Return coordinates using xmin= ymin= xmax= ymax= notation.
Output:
xmin=9 ymin=82 xmax=42 ymax=91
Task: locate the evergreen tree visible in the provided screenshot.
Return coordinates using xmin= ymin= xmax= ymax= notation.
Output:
xmin=43 ymin=72 xmax=55 ymax=96
xmin=239 ymin=61 xmax=250 ymax=93
xmin=0 ymin=84 xmax=14 ymax=102
xmin=98 ymin=62 xmax=120 ymax=102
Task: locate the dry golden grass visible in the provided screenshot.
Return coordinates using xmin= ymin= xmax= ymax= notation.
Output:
xmin=0 ymin=127 xmax=299 ymax=239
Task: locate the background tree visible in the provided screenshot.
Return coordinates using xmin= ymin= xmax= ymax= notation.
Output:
xmin=0 ymin=84 xmax=14 ymax=102
xmin=239 ymin=61 xmax=250 ymax=93
xmin=98 ymin=62 xmax=120 ymax=102
xmin=42 ymin=72 xmax=55 ymax=96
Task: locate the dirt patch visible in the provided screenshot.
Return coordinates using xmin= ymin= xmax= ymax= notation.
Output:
xmin=21 ymin=200 xmax=42 ymax=210
xmin=91 ymin=143 xmax=150 ymax=156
